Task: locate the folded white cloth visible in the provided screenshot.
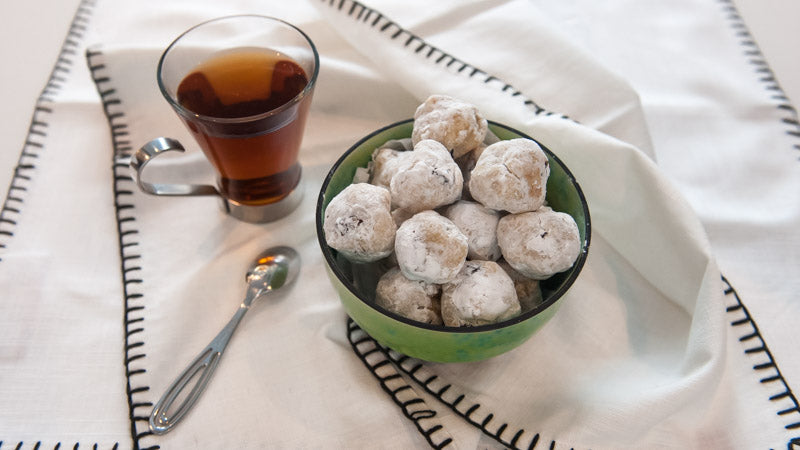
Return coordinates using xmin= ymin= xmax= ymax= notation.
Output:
xmin=1 ymin=0 xmax=798 ymax=449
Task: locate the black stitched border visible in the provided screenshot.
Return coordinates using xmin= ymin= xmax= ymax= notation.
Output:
xmin=0 ymin=0 xmax=96 ymax=262
xmin=318 ymin=0 xmax=570 ymax=121
xmin=717 ymin=0 xmax=800 ymax=159
xmin=717 ymin=0 xmax=800 ymax=445
xmin=349 ymin=277 xmax=800 ymax=450
xmin=323 ymin=0 xmax=799 ymax=448
xmin=347 ymin=317 xmax=556 ymax=449
xmin=0 ymin=442 xmax=120 ymax=450
xmin=85 ymin=49 xmax=158 ymax=450
xmin=388 ymin=348 xmax=553 ymax=450
xmin=347 ymin=318 xmax=454 ymax=449
xmin=722 ymin=276 xmax=800 ymax=448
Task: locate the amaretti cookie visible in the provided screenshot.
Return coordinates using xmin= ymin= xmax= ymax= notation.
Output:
xmin=323 ymin=183 xmax=397 ymax=263
xmin=390 ymin=139 xmax=463 ymax=213
xmin=395 ymin=210 xmax=468 ymax=284
xmin=412 ymin=94 xmax=488 ymax=158
xmin=497 ymin=208 xmax=581 ymax=280
xmin=469 ymin=138 xmax=550 ymax=214
xmin=441 ymin=260 xmax=521 ymax=327
xmin=375 ymin=267 xmax=442 ymax=325
xmin=443 ymin=200 xmax=501 ymax=261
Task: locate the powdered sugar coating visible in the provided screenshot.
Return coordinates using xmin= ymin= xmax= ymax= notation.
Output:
xmin=497 ymin=209 xmax=581 ymax=280
xmin=469 ymin=138 xmax=550 ymax=214
xmin=443 ymin=200 xmax=501 ymax=261
xmin=441 ymin=260 xmax=521 ymax=327
xmin=368 ymin=147 xmax=411 ymax=190
xmin=395 ymin=210 xmax=468 ymax=284
xmin=412 ymin=95 xmax=488 ymax=158
xmin=390 ymin=139 xmax=463 ymax=213
xmin=375 ymin=267 xmax=442 ymax=325
xmin=323 ymin=183 xmax=397 ymax=263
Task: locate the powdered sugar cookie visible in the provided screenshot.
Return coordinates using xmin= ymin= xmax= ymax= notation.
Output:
xmin=412 ymin=95 xmax=488 ymax=158
xmin=323 ymin=183 xmax=396 ymax=263
xmin=469 ymin=138 xmax=549 ymax=214
xmin=395 ymin=210 xmax=468 ymax=284
xmin=441 ymin=260 xmax=520 ymax=327
xmin=375 ymin=267 xmax=442 ymax=325
xmin=443 ymin=200 xmax=501 ymax=261
xmin=497 ymin=208 xmax=581 ymax=280
xmin=368 ymin=147 xmax=410 ymax=190
xmin=390 ymin=139 xmax=463 ymax=213
xmin=498 ymin=259 xmax=543 ymax=312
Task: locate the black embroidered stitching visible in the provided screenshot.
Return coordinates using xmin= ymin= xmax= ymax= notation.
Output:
xmin=346 ymin=318 xmax=454 ymax=449
xmin=717 ymin=0 xmax=800 ymax=159
xmin=373 ymin=278 xmax=800 ymax=449
xmin=722 ymin=276 xmax=800 ymax=446
xmin=387 ymin=347 xmax=552 ymax=450
xmin=346 ymin=317 xmax=557 ymax=449
xmin=320 ymin=0 xmax=566 ymax=121
xmin=85 ymin=48 xmax=158 ymax=450
xmin=0 ymin=443 xmax=120 ymax=450
xmin=0 ymin=0 xmax=97 ymax=262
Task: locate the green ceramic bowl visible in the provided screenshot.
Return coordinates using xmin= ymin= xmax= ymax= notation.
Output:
xmin=316 ymin=119 xmax=590 ymax=362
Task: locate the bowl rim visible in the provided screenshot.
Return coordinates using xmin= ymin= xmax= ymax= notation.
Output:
xmin=315 ymin=118 xmax=591 ymax=334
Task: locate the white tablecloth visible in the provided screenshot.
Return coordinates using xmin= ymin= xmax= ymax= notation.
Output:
xmin=1 ymin=1 xmax=798 ymax=448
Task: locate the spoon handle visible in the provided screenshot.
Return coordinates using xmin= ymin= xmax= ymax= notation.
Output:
xmin=149 ymin=303 xmax=250 ymax=434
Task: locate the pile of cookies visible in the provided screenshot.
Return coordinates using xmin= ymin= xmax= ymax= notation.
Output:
xmin=323 ymin=95 xmax=581 ymax=327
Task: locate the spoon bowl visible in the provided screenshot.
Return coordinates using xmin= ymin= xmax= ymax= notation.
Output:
xmin=149 ymin=246 xmax=301 ymax=435
xmin=247 ymin=246 xmax=300 ymax=293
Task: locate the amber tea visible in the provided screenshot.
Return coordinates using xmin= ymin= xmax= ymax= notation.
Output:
xmin=175 ymin=47 xmax=312 ymax=206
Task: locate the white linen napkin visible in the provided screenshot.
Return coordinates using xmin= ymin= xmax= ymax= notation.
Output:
xmin=2 ymin=0 xmax=798 ymax=448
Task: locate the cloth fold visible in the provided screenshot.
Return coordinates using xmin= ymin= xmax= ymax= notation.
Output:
xmin=1 ymin=0 xmax=798 ymax=448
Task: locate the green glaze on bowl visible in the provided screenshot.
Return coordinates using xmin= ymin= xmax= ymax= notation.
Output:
xmin=316 ymin=119 xmax=590 ymax=363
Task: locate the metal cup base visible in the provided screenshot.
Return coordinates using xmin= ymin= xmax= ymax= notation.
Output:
xmin=219 ymin=180 xmax=304 ymax=223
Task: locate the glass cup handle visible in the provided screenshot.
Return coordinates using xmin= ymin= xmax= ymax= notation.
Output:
xmin=129 ymin=137 xmax=221 ymax=197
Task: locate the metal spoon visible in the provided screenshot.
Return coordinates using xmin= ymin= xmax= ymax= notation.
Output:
xmin=149 ymin=246 xmax=301 ymax=435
